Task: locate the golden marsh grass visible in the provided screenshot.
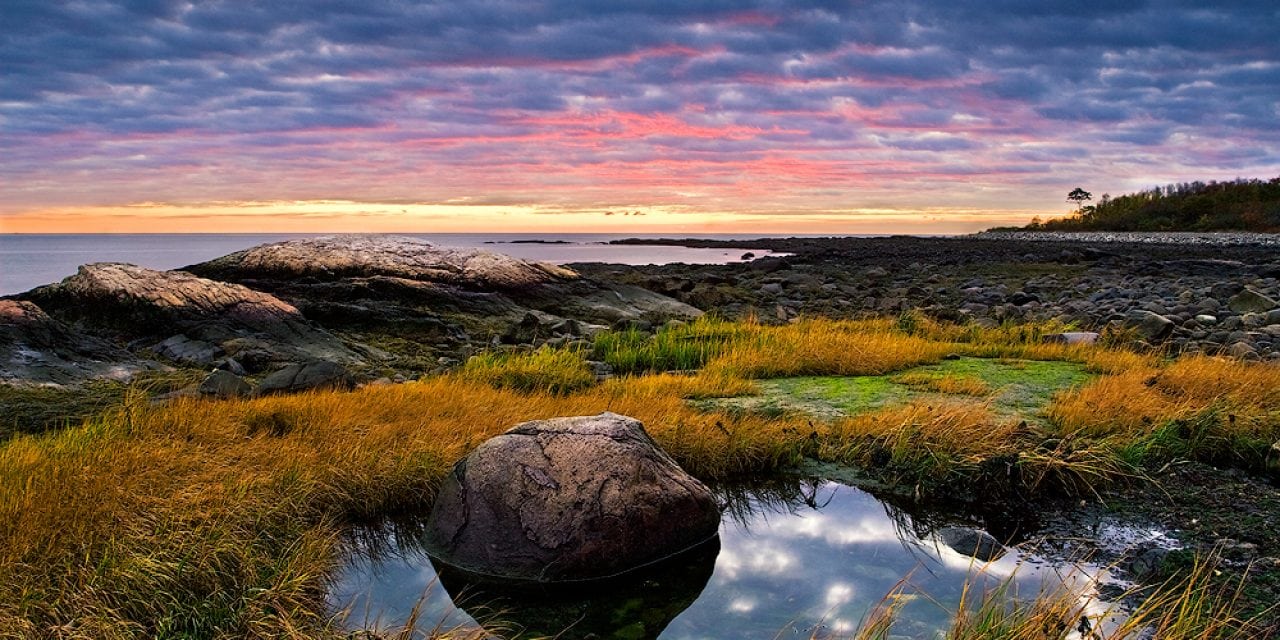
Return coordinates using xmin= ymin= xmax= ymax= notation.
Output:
xmin=1 ymin=316 xmax=1276 ymax=637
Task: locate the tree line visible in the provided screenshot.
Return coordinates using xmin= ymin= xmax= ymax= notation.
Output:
xmin=1019 ymin=176 xmax=1280 ymax=232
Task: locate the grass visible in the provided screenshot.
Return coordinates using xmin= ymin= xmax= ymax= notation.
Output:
xmin=0 ymin=370 xmax=205 ymax=439
xmin=1 ymin=315 xmax=1276 ymax=637
xmin=1047 ymin=354 xmax=1280 ymax=471
xmin=0 ymin=374 xmax=807 ymax=638
xmin=700 ymin=358 xmax=1090 ymax=436
xmin=931 ymin=552 xmax=1267 ymax=640
xmin=592 ymin=318 xmax=742 ymax=374
xmin=460 ymin=346 xmax=596 ymax=394
xmin=890 ymin=371 xmax=991 ymax=396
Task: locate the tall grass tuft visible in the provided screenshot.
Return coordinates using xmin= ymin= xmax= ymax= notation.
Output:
xmin=1047 ymin=354 xmax=1280 ymax=472
xmin=890 ymin=372 xmax=991 ymax=396
xmin=593 ymin=317 xmax=745 ymax=374
xmin=460 ymin=347 xmax=595 ymax=394
xmin=850 ymin=551 xmax=1267 ymax=639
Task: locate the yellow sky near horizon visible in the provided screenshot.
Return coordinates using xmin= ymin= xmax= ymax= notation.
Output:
xmin=0 ymin=201 xmax=1049 ymax=235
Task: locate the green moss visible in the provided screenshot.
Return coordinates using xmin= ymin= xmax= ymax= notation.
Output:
xmin=701 ymin=357 xmax=1091 ymax=425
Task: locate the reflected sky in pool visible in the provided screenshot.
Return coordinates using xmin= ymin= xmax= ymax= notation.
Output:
xmin=330 ymin=479 xmax=1125 ymax=639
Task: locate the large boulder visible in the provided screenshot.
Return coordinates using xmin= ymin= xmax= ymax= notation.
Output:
xmin=430 ymin=537 xmax=718 ymax=639
xmin=424 ymin=412 xmax=721 ymax=584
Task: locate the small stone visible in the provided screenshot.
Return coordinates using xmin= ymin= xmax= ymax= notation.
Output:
xmin=198 ymin=369 xmax=252 ymax=398
xmin=256 ymin=360 xmax=354 ymax=395
xmin=1124 ymin=544 xmax=1171 ymax=579
xmin=1006 ymin=291 xmax=1039 ymax=306
xmin=216 ymin=358 xmax=246 ymax=376
xmin=938 ymin=527 xmax=1006 ymax=562
xmin=1227 ymin=341 xmax=1258 ymax=358
xmin=1228 ymin=288 xmax=1278 ymax=314
xmin=1043 ymin=331 xmax=1099 ymax=345
xmin=153 ymin=334 xmax=218 ymax=366
xmin=1243 ymin=312 xmax=1268 ymax=329
xmin=1125 ymin=310 xmax=1175 ymax=342
xmin=1215 ymin=538 xmax=1260 ymax=562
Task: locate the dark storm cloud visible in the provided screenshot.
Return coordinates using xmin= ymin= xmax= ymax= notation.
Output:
xmin=1 ymin=0 xmax=1277 ymax=213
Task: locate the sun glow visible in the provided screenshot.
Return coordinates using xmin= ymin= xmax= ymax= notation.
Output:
xmin=0 ymin=201 xmax=1043 ymax=234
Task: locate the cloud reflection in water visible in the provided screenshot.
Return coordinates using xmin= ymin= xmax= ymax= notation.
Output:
xmin=331 ymin=479 xmax=1120 ymax=639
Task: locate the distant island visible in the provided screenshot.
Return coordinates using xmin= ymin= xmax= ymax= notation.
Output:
xmin=997 ymin=176 xmax=1280 ymax=233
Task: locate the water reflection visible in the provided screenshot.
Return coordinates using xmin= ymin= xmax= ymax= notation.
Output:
xmin=431 ymin=539 xmax=719 ymax=639
xmin=330 ymin=476 xmax=1124 ymax=639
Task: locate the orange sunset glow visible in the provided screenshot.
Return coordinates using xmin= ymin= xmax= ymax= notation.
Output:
xmin=3 ymin=2 xmax=1278 ymax=233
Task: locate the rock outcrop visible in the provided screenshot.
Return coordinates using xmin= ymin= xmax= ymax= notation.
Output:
xmin=2 ymin=238 xmax=705 ymax=387
xmin=577 ymin=235 xmax=1280 ymax=359
xmin=0 ymin=299 xmax=146 ymax=385
xmin=21 ymin=263 xmax=358 ymax=376
xmin=191 ymin=235 xmax=576 ymax=289
xmin=424 ymin=412 xmax=721 ymax=583
xmin=184 ymin=235 xmax=702 ymax=361
xmin=28 ymin=262 xmax=301 ymax=328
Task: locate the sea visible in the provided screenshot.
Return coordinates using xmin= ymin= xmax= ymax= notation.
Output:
xmin=0 ymin=233 xmax=811 ymax=296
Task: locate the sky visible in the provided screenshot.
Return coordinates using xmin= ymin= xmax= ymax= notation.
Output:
xmin=2 ymin=0 xmax=1278 ymax=234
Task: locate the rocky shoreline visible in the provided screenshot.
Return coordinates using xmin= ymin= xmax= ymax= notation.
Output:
xmin=3 ymin=231 xmax=1279 ymax=627
xmin=3 ymin=233 xmax=1278 ymax=398
xmin=586 ymin=234 xmax=1280 ymax=360
xmin=1 ymin=236 xmax=702 ymax=398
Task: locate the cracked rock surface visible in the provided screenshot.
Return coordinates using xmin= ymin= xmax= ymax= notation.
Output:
xmin=424 ymin=412 xmax=721 ymax=583
xmin=190 ymin=235 xmax=576 ymax=289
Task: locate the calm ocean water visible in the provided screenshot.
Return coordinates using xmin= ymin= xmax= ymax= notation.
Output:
xmin=0 ymin=233 xmax=802 ymax=296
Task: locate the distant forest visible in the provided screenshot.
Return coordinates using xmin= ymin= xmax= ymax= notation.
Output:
xmin=1019 ymin=177 xmax=1280 ymax=232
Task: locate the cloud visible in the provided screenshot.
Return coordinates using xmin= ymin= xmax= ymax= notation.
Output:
xmin=1 ymin=0 xmax=1278 ymax=224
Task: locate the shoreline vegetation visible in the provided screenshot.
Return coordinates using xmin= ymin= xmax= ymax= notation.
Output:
xmin=2 ymin=315 xmax=1277 ymax=638
xmin=990 ymin=177 xmax=1280 ymax=233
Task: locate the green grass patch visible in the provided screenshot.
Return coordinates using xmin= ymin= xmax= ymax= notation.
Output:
xmin=700 ymin=357 xmax=1091 ymax=426
xmin=592 ymin=317 xmax=744 ymax=375
xmin=460 ymin=347 xmax=595 ymax=394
